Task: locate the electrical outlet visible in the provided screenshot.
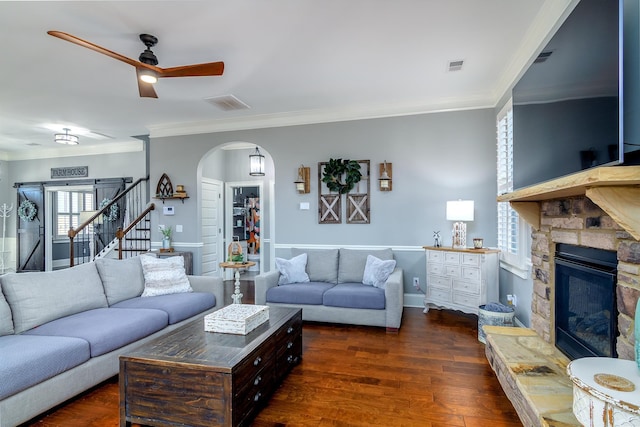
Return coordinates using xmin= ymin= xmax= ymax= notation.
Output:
xmin=413 ymin=277 xmax=420 ymax=288
xmin=507 ymin=294 xmax=518 ymax=307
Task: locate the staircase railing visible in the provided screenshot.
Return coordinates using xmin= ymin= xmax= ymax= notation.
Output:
xmin=68 ymin=177 xmax=153 ymax=266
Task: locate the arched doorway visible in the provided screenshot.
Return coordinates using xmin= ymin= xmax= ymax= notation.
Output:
xmin=197 ymin=142 xmax=274 ymax=279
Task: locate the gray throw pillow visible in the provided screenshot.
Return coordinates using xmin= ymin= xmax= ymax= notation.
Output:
xmin=362 ymin=255 xmax=396 ymax=288
xmin=292 ymin=248 xmax=339 ymax=283
xmin=95 ymin=256 xmax=145 ymax=305
xmin=276 ymin=253 xmax=310 ymax=285
xmin=338 ymin=248 xmax=393 ymax=283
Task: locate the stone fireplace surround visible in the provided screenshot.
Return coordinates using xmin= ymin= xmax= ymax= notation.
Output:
xmin=486 ymin=166 xmax=640 ymax=425
xmin=530 ymin=195 xmax=639 ymax=360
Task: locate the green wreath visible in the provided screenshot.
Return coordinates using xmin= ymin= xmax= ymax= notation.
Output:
xmin=322 ymin=158 xmax=362 ymax=194
xmin=17 ymin=200 xmax=37 ymax=222
xmin=99 ymin=198 xmax=119 ymax=222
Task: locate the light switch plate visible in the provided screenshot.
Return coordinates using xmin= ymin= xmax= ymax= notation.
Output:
xmin=300 ymin=202 xmax=310 ymax=210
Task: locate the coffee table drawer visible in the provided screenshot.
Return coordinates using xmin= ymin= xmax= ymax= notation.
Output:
xmin=235 ymin=369 xmax=275 ymax=426
xmin=233 ymin=340 xmax=274 ymax=394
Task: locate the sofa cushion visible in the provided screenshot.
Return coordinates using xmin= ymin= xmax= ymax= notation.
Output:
xmin=266 ymin=282 xmax=335 ymax=305
xmin=0 ymin=288 xmax=13 ymax=336
xmin=95 ymin=256 xmax=145 ymax=305
xmin=111 ymin=292 xmax=215 ymax=324
xmin=338 ymin=248 xmax=394 ymax=283
xmin=23 ymin=308 xmax=168 ymax=357
xmin=0 ymin=335 xmax=90 ymax=400
xmin=276 ymin=253 xmax=310 ymax=285
xmin=140 ymin=255 xmax=192 ymax=297
xmin=362 ymin=255 xmax=397 ymax=288
xmin=322 ymin=283 xmax=386 ymax=310
xmin=1 ymin=262 xmax=108 ymax=334
xmin=292 ymin=248 xmax=339 ymax=283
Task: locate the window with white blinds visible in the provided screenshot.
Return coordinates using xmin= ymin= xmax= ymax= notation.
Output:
xmin=55 ymin=191 xmax=94 ymax=239
xmin=496 ymin=100 xmax=530 ymax=278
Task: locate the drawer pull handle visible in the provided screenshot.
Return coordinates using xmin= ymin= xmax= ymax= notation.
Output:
xmin=254 ymin=392 xmax=262 ymax=402
xmin=287 ymin=354 xmax=295 ymax=363
xmin=254 ymin=375 xmax=262 ymax=386
xmin=287 ymin=341 xmax=293 ymax=349
xmin=254 ymin=356 xmax=262 ymax=366
xmin=287 ymin=326 xmax=294 ymax=334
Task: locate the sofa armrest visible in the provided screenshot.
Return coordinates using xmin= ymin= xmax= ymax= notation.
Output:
xmin=254 ymin=270 xmax=280 ymax=305
xmin=187 ymin=275 xmax=225 ymax=309
xmin=383 ymin=268 xmax=404 ymax=330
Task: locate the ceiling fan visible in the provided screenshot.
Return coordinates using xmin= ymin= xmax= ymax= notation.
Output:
xmin=47 ymin=31 xmax=224 ymax=98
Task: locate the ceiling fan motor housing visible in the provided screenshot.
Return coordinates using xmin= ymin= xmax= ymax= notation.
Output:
xmin=139 ymin=34 xmax=158 ymax=65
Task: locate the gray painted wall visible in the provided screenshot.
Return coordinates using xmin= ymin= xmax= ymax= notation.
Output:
xmin=149 ymin=108 xmax=499 ymax=298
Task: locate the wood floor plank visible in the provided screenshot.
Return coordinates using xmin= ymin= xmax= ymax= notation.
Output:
xmin=24 ymin=283 xmax=521 ymax=426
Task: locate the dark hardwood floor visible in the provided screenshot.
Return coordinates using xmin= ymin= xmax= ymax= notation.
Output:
xmin=25 ymin=280 xmax=521 ymax=427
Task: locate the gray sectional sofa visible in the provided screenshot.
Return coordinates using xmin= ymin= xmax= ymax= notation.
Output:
xmin=255 ymin=248 xmax=403 ymax=331
xmin=0 ymin=255 xmax=224 ymax=427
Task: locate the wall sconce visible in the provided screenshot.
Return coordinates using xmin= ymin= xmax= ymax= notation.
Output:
xmin=294 ymin=165 xmax=310 ymax=194
xmin=446 ymin=200 xmax=474 ymax=248
xmin=249 ymin=146 xmax=265 ymax=176
xmin=379 ymin=161 xmax=392 ymax=191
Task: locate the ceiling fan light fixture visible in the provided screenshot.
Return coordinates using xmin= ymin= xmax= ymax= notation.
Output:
xmin=54 ymin=128 xmax=79 ymax=145
xmin=139 ymin=68 xmax=158 ymax=84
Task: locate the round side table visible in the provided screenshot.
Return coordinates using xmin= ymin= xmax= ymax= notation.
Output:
xmin=567 ymin=357 xmax=640 ymax=426
xmin=219 ymin=261 xmax=256 ymax=304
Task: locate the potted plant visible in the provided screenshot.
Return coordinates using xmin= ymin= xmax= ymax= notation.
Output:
xmin=159 ymin=225 xmax=172 ymax=250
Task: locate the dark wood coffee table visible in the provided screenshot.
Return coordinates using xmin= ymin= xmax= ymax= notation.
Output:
xmin=119 ymin=307 xmax=302 ymax=427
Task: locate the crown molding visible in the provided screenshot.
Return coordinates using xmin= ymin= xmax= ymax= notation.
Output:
xmin=1 ymin=140 xmax=144 ymax=161
xmin=149 ymin=95 xmax=493 ymax=138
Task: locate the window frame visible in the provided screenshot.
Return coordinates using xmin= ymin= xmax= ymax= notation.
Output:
xmin=496 ymin=100 xmax=531 ymax=279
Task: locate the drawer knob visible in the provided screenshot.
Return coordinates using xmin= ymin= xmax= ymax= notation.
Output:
xmin=287 ymin=354 xmax=297 ymax=363
xmin=253 ymin=356 xmax=262 ymax=366
xmin=287 ymin=341 xmax=293 ymax=349
xmin=254 ymin=375 xmax=262 ymax=386
xmin=254 ymin=392 xmax=262 ymax=402
xmin=287 ymin=326 xmax=294 ymax=334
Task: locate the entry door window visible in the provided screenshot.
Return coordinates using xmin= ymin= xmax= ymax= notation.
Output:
xmin=55 ymin=191 xmax=94 ymax=239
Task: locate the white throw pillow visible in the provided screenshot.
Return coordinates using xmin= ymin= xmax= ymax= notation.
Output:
xmin=276 ymin=253 xmax=310 ymax=285
xmin=362 ymin=255 xmax=396 ymax=288
xmin=140 ymin=255 xmax=192 ymax=297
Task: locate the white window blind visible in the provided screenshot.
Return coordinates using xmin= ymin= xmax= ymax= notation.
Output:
xmin=55 ymin=191 xmax=94 ymax=238
xmin=496 ymin=101 xmax=529 ymax=277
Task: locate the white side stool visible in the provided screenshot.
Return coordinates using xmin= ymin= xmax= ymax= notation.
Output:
xmin=567 ymin=357 xmax=640 ymax=426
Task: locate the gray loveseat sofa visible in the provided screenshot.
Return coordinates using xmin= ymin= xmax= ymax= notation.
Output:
xmin=255 ymin=248 xmax=403 ymax=332
xmin=0 ymin=255 xmax=224 ymax=427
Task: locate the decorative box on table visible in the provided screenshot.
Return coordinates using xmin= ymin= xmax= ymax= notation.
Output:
xmin=204 ymin=304 xmax=269 ymax=335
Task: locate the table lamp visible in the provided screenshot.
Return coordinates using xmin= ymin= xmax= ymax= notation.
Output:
xmin=446 ymin=200 xmax=474 ymax=248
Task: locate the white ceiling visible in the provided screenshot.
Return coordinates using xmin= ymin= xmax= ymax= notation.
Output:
xmin=0 ymin=0 xmax=575 ymax=160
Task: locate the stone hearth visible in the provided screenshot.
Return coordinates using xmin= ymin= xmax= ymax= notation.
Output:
xmin=530 ymin=196 xmax=639 ymax=360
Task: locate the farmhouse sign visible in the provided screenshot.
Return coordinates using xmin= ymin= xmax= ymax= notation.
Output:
xmin=51 ymin=166 xmax=89 ymax=179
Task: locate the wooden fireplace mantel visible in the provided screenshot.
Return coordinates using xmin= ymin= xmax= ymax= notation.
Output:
xmin=497 ymin=165 xmax=640 ymax=240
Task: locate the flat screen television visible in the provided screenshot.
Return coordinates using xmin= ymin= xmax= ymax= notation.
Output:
xmin=512 ymin=0 xmax=640 ymax=190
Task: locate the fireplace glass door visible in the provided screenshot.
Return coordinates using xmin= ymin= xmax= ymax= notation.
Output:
xmin=555 ymin=244 xmax=617 ymax=359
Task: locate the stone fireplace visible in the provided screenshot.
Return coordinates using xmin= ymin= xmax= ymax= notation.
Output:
xmin=529 ymin=195 xmax=639 ymax=360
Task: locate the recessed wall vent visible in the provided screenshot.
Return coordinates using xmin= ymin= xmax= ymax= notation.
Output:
xmin=448 ymin=59 xmax=464 ymax=72
xmin=534 ymin=50 xmax=554 ymax=64
xmin=205 ymin=95 xmax=251 ymax=111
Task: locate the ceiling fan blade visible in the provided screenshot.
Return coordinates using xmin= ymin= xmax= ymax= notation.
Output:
xmin=136 ymin=69 xmax=158 ymax=98
xmin=158 ymin=62 xmax=225 ymax=78
xmin=47 ymin=30 xmax=160 ymax=72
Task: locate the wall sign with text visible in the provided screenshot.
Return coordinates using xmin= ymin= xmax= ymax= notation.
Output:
xmin=51 ymin=166 xmax=89 ymax=179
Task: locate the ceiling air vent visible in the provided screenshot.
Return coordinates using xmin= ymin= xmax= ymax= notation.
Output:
xmin=205 ymin=95 xmax=251 ymax=111
xmin=448 ymin=59 xmax=464 ymax=72
xmin=534 ymin=50 xmax=553 ymax=64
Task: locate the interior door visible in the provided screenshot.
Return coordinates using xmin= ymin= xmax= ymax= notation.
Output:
xmin=201 ymin=178 xmax=223 ymax=276
xmin=17 ymin=184 xmax=45 ymax=272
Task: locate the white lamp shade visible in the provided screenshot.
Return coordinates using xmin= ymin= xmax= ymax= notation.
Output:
xmin=446 ymin=200 xmax=474 ymax=221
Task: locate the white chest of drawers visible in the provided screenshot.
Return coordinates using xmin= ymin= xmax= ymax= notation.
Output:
xmin=423 ymin=246 xmax=499 ymax=315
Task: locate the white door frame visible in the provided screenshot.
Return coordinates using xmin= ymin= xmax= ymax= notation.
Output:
xmin=200 ymin=178 xmax=224 ymax=277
